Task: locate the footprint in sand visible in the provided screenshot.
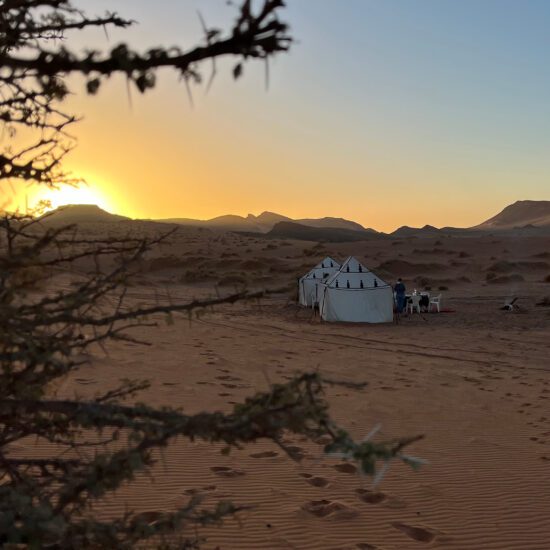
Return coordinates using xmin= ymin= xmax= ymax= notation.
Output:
xmin=391 ymin=522 xmax=435 ymax=543
xmin=218 ymin=392 xmax=231 ymax=397
xmin=210 ymin=466 xmax=245 ymax=477
xmin=314 ymin=435 xmax=333 ymax=446
xmin=289 ymin=445 xmax=307 ymax=460
xmin=333 ymin=462 xmax=357 ymax=474
xmin=383 ymin=496 xmax=408 ymax=510
xmin=250 ymin=451 xmax=279 ymax=459
xmin=299 ymin=473 xmax=330 ymax=488
xmin=216 ymin=375 xmax=242 ymax=381
xmin=356 ymin=544 xmax=377 ymax=550
xmin=75 ymin=378 xmax=95 ymax=385
xmin=355 ymin=488 xmax=386 ymax=504
xmin=302 ymin=499 xmax=358 ymax=519
xmin=183 ymin=485 xmax=216 ymax=496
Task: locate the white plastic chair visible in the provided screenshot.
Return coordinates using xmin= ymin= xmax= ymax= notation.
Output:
xmin=429 ymin=294 xmax=442 ymax=313
xmin=407 ymin=295 xmax=421 ymax=314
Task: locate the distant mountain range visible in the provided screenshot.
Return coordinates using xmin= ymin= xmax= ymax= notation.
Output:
xmin=38 ymin=200 xmax=550 ymax=240
xmin=158 ymin=210 xmax=373 ymax=234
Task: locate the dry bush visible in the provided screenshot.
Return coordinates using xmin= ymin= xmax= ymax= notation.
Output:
xmin=217 ymin=273 xmax=248 ymax=287
xmin=487 ymin=273 xmax=525 ymax=284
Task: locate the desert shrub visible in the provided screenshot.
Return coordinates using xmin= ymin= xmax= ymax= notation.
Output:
xmin=487 ymin=273 xmax=525 ymax=284
xmin=544 ymin=274 xmax=550 ymax=283
xmin=486 ymin=271 xmax=497 ymax=281
xmin=180 ymin=269 xmax=214 ymax=283
xmin=488 ymin=261 xmax=515 ymax=273
xmin=241 ymin=259 xmax=266 ymax=270
xmin=458 ymin=251 xmax=470 ymax=258
xmin=438 ymin=285 xmax=449 ymax=291
xmin=218 ymin=274 xmax=248 ymax=286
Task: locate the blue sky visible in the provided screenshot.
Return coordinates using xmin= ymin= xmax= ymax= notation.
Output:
xmin=27 ymin=0 xmax=550 ymax=230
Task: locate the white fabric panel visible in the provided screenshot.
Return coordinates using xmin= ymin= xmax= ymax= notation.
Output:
xmin=298 ymin=277 xmax=307 ymax=306
xmin=321 ymin=286 xmax=394 ymax=323
xmin=317 ymin=283 xmax=328 ymax=313
xmin=299 ymin=278 xmax=318 ymax=306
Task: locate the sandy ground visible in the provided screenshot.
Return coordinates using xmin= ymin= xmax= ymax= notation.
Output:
xmin=17 ymin=225 xmax=550 ymax=549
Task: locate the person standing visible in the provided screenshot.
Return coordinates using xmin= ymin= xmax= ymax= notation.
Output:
xmin=394 ymin=278 xmax=407 ymax=314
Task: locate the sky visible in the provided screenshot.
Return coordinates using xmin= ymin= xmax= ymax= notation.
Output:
xmin=5 ymin=0 xmax=550 ymax=231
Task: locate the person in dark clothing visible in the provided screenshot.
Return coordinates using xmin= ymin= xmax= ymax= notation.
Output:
xmin=394 ymin=278 xmax=406 ymax=314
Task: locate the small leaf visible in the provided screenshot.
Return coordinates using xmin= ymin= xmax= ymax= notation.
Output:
xmin=86 ymin=78 xmax=101 ymax=95
xmin=233 ymin=63 xmax=243 ymax=79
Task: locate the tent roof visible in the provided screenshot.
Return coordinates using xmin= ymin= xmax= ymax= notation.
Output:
xmin=301 ymin=257 xmax=341 ymax=280
xmin=313 ymin=257 xmax=340 ymax=270
xmin=324 ymin=256 xmax=389 ymax=289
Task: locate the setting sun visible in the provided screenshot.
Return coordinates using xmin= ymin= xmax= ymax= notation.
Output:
xmin=32 ymin=184 xmax=113 ymax=214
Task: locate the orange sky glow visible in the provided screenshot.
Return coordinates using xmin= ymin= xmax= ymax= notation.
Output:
xmin=3 ymin=1 xmax=549 ymax=232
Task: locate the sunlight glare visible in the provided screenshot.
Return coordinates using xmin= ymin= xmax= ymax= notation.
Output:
xmin=34 ymin=184 xmax=113 ymax=213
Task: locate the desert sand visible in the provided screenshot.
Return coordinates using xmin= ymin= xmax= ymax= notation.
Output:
xmin=17 ymin=222 xmax=550 ymax=549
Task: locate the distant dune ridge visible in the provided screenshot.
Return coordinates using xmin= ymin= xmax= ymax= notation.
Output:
xmin=473 ymin=200 xmax=550 ymax=229
xmin=36 ymin=200 xmax=550 ymax=239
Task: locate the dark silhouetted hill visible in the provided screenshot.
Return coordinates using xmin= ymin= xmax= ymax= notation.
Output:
xmin=265 ymin=221 xmax=383 ymax=242
xmin=39 ymin=204 xmax=129 ymax=224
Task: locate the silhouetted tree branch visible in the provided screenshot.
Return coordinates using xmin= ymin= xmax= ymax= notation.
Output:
xmin=0 ymin=0 xmax=291 ymax=187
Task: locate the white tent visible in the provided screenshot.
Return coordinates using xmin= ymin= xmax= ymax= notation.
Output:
xmin=298 ymin=257 xmax=341 ymax=307
xmin=318 ymin=256 xmax=393 ymax=323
